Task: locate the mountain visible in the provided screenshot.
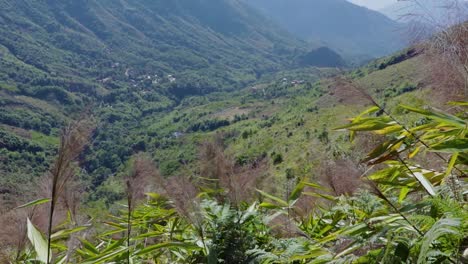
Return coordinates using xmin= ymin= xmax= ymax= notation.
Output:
xmin=299 ymin=47 xmax=346 ymax=67
xmin=0 ymin=0 xmax=307 ymax=99
xmin=0 ymin=0 xmax=313 ymax=200
xmin=246 ymin=0 xmax=406 ymax=60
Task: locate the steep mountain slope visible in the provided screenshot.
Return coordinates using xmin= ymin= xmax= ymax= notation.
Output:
xmin=0 ymin=0 xmax=311 ymax=202
xmin=88 ymin=50 xmax=429 ymax=205
xmin=246 ymin=0 xmax=406 ymax=60
xmin=0 ymin=0 xmax=423 ymax=208
xmin=0 ymin=0 xmax=305 ymax=96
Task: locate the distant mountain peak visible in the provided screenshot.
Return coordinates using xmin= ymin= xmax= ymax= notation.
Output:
xmin=246 ymin=0 xmax=405 ymax=60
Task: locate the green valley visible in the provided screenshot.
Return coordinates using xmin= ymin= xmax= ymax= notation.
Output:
xmin=0 ymin=0 xmax=466 ymax=263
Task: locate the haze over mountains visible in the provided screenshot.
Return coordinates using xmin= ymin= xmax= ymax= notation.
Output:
xmin=348 ymin=0 xmax=395 ymax=10
xmin=379 ymin=0 xmax=468 ymax=24
xmin=247 ymin=0 xmax=406 ymax=60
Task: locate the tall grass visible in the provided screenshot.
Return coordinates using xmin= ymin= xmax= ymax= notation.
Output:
xmin=45 ymin=117 xmax=94 ymax=263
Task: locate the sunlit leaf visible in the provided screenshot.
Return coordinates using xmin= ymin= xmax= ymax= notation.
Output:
xmin=27 ymin=218 xmax=50 ymax=263
xmin=412 ymin=172 xmax=436 ymax=196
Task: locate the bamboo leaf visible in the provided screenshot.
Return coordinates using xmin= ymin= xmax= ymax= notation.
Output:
xmin=101 ymin=239 xmax=126 ymax=254
xmin=447 ymin=101 xmax=468 ymax=106
xmin=257 ymin=189 xmax=288 ymax=207
xmin=51 ymin=226 xmax=88 ymax=240
xmin=79 ymin=239 xmax=99 ymax=255
xmin=303 ymin=192 xmax=336 ymax=201
xmin=401 ymin=105 xmax=466 ymax=127
xmin=374 ymin=125 xmax=403 ymax=135
xmin=27 ymin=218 xmax=50 ymax=263
xmin=398 ymin=187 xmax=410 ymax=203
xmin=412 ymin=172 xmax=436 ymax=196
xmin=288 ymin=182 xmax=305 ymax=202
xmin=335 ymin=119 xmax=397 ymax=132
xmin=430 ymin=139 xmax=468 ymax=153
xmin=358 ymin=106 xmax=381 ymax=117
xmin=134 ymin=242 xmax=198 ymax=256
xmin=16 ymin=198 xmax=51 ymax=209
xmin=82 ymin=247 xmax=127 ymax=264
xmin=408 ymin=146 xmax=421 ymax=159
xmin=363 ymin=138 xmax=404 ymax=163
xmin=290 ymin=248 xmax=329 ymax=260
xmin=445 ymin=153 xmax=459 ymax=177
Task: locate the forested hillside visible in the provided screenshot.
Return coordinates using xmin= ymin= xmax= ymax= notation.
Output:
xmin=0 ymin=0 xmax=309 ymax=202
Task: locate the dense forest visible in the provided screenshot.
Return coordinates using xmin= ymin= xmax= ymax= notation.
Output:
xmin=0 ymin=0 xmax=467 ymax=263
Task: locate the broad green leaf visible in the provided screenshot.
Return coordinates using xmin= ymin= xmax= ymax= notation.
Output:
xmin=27 ymin=218 xmax=50 ymax=263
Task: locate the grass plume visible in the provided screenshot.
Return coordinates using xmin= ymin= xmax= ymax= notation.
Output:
xmin=44 ymin=116 xmax=94 ymax=263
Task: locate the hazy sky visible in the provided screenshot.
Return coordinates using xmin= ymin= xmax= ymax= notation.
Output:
xmin=347 ymin=0 xmax=396 ymax=10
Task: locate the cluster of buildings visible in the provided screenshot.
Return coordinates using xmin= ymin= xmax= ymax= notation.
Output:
xmin=281 ymin=78 xmax=305 ymax=86
xmin=99 ymin=65 xmax=177 ymax=88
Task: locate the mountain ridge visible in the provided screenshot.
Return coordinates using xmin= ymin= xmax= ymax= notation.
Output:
xmin=246 ymin=0 xmax=406 ymax=60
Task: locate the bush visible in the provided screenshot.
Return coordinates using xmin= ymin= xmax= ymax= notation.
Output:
xmin=271 ymin=152 xmax=283 ymax=165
